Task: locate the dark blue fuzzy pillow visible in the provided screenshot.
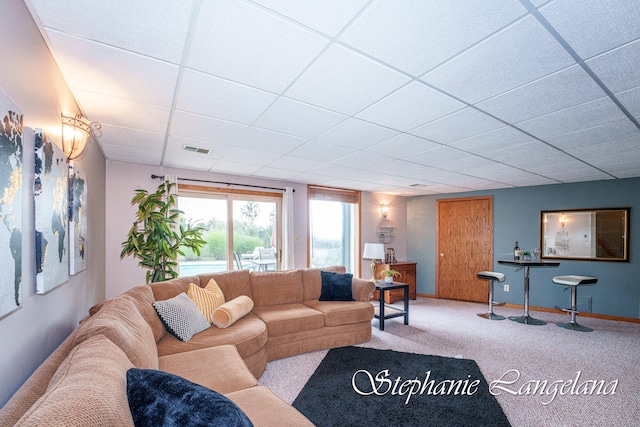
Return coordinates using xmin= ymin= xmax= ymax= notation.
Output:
xmin=126 ymin=368 xmax=253 ymax=427
xmin=319 ymin=271 xmax=354 ymax=301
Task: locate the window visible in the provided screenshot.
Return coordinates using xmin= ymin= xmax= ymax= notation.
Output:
xmin=308 ymin=185 xmax=360 ymax=276
xmin=177 ymin=185 xmax=282 ymax=276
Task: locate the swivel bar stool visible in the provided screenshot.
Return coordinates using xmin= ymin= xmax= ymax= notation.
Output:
xmin=477 ymin=271 xmax=506 ymax=320
xmin=553 ymin=275 xmax=598 ymax=332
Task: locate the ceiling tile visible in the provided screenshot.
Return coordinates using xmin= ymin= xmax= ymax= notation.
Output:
xmin=404 ymin=145 xmax=471 ymax=167
xmin=422 ymin=16 xmax=575 ymax=103
xmin=603 ymin=160 xmax=640 ymax=178
xmin=100 ymin=143 xmax=163 ymax=165
xmin=566 ymin=136 xmax=640 ymax=167
xmin=316 ymin=118 xmax=399 ymax=149
xmin=288 ymin=141 xmax=354 ymax=163
xmin=252 ymin=0 xmax=369 ymax=38
xmin=616 ymin=87 xmax=640 ymax=117
xmin=330 ymin=151 xmax=390 ymax=169
xmin=46 ymin=30 xmax=179 ymax=106
xmin=170 ymin=111 xmax=248 ymax=144
xmin=436 ymin=154 xmax=499 ymax=173
xmin=587 ymin=39 xmax=640 ymax=93
xmin=233 ymin=127 xmax=307 ymax=154
xmin=476 ymin=65 xmax=606 ymax=123
xmin=545 ymin=118 xmax=640 ymax=150
xmin=252 ymin=167 xmax=299 ymax=180
xmin=365 ymin=134 xmax=441 ymax=158
xmin=220 ymin=146 xmax=281 ymax=166
xmin=539 ymin=0 xmax=640 ymax=59
xmin=73 ymin=89 xmax=170 ymax=133
xmin=516 ymin=97 xmax=630 ymax=139
xmin=268 ymin=156 xmax=323 ymax=172
xmin=340 ymin=0 xmax=526 ymax=75
xmin=187 ymin=0 xmax=328 ymax=93
xmin=177 ymin=70 xmax=277 ymax=124
xmin=210 ymin=160 xmax=262 ymax=175
xmin=286 ymin=45 xmax=410 ymax=115
xmin=31 ymin=0 xmax=194 ymax=63
xmin=97 ymin=124 xmax=165 ymax=150
xmin=255 ymin=98 xmax=347 ymax=138
xmin=537 ymin=166 xmax=613 ymax=183
xmin=162 ymin=152 xmax=217 ymax=171
xmin=357 ymin=81 xmax=465 ymax=131
xmin=409 ymin=108 xmax=504 ymax=144
xmin=450 ymin=126 xmax=538 ymax=154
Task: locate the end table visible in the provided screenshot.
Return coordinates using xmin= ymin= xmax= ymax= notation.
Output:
xmin=374 ymin=281 xmax=409 ymax=331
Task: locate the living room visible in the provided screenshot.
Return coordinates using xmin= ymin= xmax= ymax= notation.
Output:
xmin=1 ymin=1 xmax=639 ymax=425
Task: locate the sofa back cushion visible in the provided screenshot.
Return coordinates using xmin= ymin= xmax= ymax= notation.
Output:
xmin=150 ymin=276 xmax=199 ymax=301
xmin=250 ymin=269 xmax=303 ymax=307
xmin=14 ymin=335 xmax=135 ymax=427
xmin=74 ymin=296 xmax=158 ymax=369
xmin=198 ymin=270 xmax=252 ymax=301
xmin=122 ymin=285 xmax=166 ymax=342
xmin=302 ymin=266 xmax=346 ymax=301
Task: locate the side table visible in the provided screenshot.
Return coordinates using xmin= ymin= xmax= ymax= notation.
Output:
xmin=374 ymin=281 xmax=409 ymax=331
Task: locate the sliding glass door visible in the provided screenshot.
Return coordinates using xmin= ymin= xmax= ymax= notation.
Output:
xmin=177 ymin=189 xmax=281 ymax=276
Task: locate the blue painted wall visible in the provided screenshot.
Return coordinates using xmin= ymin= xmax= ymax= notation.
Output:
xmin=407 ymin=177 xmax=639 ymax=319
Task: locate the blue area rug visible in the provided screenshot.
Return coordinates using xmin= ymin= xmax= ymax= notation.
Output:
xmin=293 ymin=346 xmax=510 ymax=426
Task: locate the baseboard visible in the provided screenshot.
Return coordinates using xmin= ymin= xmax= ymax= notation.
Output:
xmin=415 ymin=295 xmax=640 ymax=324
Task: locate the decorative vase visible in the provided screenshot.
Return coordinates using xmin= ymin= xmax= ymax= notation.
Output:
xmin=385 ymin=276 xmax=393 ymax=283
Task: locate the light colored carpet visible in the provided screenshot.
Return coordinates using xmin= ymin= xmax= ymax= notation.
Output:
xmin=259 ymin=298 xmax=640 ymax=426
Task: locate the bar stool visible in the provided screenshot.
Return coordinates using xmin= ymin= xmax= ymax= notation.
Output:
xmin=553 ymin=275 xmax=597 ymax=332
xmin=477 ymin=271 xmax=506 ymax=320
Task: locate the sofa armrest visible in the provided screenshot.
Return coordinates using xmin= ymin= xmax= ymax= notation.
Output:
xmin=351 ymin=278 xmax=375 ymax=302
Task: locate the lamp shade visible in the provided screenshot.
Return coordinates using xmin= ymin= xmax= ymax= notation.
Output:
xmin=363 ymin=243 xmax=384 ymax=260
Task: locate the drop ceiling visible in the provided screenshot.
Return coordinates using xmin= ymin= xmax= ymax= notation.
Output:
xmin=24 ymin=0 xmax=640 ymax=195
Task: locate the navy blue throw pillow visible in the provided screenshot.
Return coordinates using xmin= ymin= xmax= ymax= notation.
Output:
xmin=126 ymin=368 xmax=253 ymax=427
xmin=319 ymin=271 xmax=354 ymax=301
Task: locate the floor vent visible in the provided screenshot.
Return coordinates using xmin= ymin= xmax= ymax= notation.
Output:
xmin=183 ymin=145 xmax=210 ymax=155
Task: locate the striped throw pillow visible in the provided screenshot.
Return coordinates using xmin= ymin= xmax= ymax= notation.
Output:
xmin=187 ymin=280 xmax=225 ymax=323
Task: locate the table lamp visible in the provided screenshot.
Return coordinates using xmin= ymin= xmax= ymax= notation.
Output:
xmin=363 ymin=243 xmax=385 ymax=282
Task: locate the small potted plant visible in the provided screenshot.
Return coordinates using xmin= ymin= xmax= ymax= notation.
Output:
xmin=378 ymin=269 xmax=401 ymax=283
xmin=522 ymin=251 xmax=532 ymax=261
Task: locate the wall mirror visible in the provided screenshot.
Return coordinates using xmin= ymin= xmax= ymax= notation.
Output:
xmin=540 ymin=208 xmax=629 ymax=262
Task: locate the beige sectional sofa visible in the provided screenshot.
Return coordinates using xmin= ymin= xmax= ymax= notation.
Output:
xmin=0 ymin=266 xmax=375 ymax=426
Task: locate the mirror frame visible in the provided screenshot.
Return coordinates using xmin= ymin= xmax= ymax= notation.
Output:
xmin=540 ymin=208 xmax=630 ymax=262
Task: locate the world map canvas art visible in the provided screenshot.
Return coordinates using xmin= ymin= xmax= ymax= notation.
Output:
xmin=0 ymin=87 xmax=23 ymax=318
xmin=35 ymin=129 xmax=69 ymax=294
xmin=69 ymin=163 xmax=87 ymax=275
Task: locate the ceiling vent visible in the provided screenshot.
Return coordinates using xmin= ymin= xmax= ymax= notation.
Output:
xmin=410 ymin=183 xmax=426 ymax=187
xmin=182 ymin=145 xmax=210 ymax=155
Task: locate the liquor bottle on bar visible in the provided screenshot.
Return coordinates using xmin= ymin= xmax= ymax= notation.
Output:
xmin=514 ymin=241 xmax=521 ymax=260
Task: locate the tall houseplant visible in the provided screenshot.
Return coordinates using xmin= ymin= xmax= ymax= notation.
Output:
xmin=121 ymin=180 xmax=206 ymax=283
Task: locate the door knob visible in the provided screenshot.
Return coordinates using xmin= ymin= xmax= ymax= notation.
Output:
xmin=440 ymin=253 xmax=445 ymax=257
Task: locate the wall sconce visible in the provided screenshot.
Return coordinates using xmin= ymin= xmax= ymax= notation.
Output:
xmin=380 ymin=203 xmax=390 ymax=218
xmin=61 ymin=113 xmax=100 ymax=160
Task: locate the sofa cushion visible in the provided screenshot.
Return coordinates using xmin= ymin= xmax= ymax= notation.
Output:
xmin=156 ymin=312 xmax=267 ymax=361
xmin=153 ymin=293 xmax=210 ymax=342
xmin=158 ymin=345 xmax=258 ymax=394
xmin=250 ymin=269 xmax=303 ymax=307
xmin=74 ymin=296 xmax=158 ymax=369
xmin=198 ymin=269 xmax=252 ymax=301
xmin=15 ymin=335 xmax=134 ymax=427
xmin=301 ymin=266 xmax=346 ymax=301
xmin=212 ymin=295 xmax=254 ymax=328
xmin=150 ymin=275 xmax=198 ymax=301
xmin=122 ymin=285 xmax=166 ymax=342
xmin=187 ymin=280 xmax=225 ymax=323
xmin=319 ymin=271 xmax=354 ymax=301
xmin=304 ymin=300 xmax=375 ymax=327
xmin=226 ymin=386 xmax=314 ymax=427
xmin=252 ymin=303 xmax=325 ymax=337
xmin=127 ymin=368 xmax=253 ymax=427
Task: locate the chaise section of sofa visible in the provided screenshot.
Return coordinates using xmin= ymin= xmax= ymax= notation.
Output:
xmin=0 ymin=266 xmax=374 ymax=426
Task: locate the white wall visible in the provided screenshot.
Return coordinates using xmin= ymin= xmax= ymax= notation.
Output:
xmin=0 ymin=1 xmax=106 ymax=407
xmin=106 ymin=160 xmax=408 ymax=297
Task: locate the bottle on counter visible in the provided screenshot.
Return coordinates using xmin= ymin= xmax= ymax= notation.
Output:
xmin=514 ymin=241 xmax=521 ymax=260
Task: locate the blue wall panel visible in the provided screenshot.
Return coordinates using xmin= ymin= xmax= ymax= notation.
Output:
xmin=407 ymin=177 xmax=639 ymax=318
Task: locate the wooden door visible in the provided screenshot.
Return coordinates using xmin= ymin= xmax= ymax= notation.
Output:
xmin=437 ymin=196 xmax=493 ymax=302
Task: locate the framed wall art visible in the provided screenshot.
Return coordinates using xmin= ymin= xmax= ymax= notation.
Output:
xmin=69 ymin=162 xmax=87 ymax=274
xmin=0 ymin=87 xmax=23 ymax=318
xmin=35 ymin=129 xmax=69 ymax=293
